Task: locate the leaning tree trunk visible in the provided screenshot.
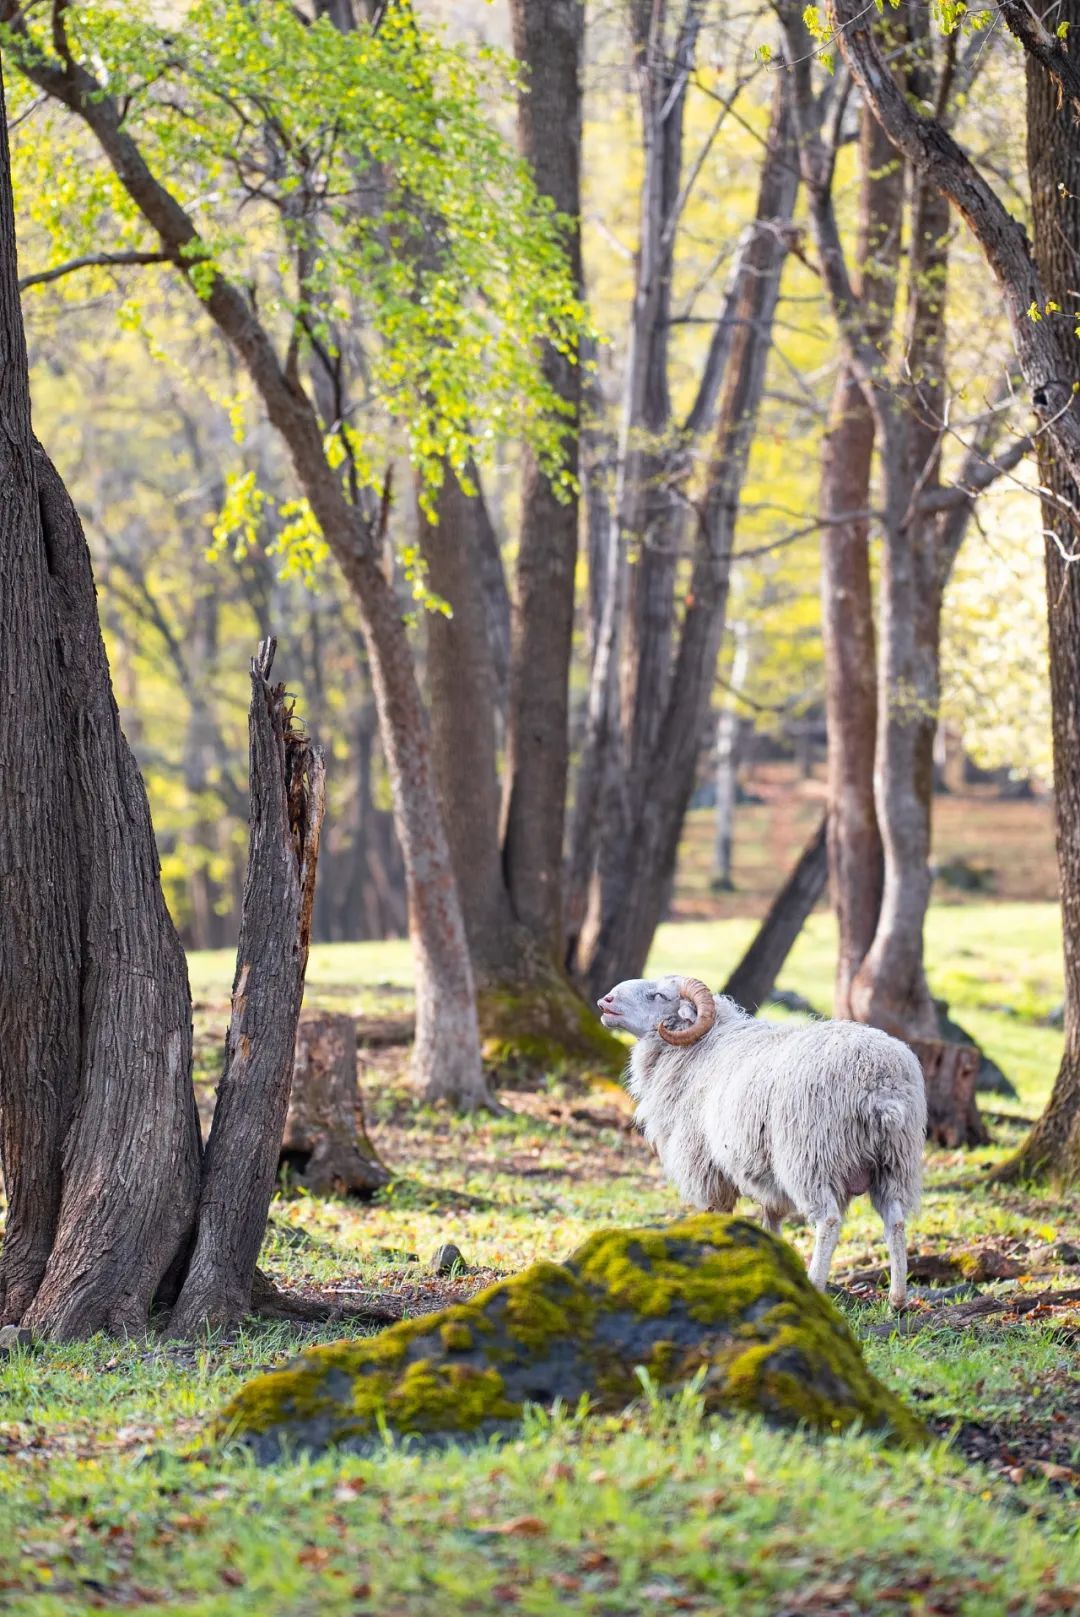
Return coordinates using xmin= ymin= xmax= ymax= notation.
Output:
xmin=6 ymin=18 xmax=491 ymax=1114
xmin=997 ymin=10 xmax=1080 ymax=1183
xmin=722 ymin=815 xmax=828 ymax=1013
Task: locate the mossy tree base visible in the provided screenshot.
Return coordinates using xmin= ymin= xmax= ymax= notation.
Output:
xmin=476 ymin=978 xmax=627 ymax=1087
xmin=219 ymin=1214 xmax=923 ymax=1461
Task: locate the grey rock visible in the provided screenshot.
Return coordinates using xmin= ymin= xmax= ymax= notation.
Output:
xmin=431 ymin=1242 xmax=464 ymax=1275
xmin=0 ymin=1326 xmax=32 ymax=1355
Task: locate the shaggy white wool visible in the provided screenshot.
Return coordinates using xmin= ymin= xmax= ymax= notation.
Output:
xmin=598 ymin=977 xmax=926 ymax=1307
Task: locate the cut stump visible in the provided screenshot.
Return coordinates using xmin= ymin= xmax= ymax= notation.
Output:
xmin=911 ymin=1037 xmax=988 ymax=1148
xmin=282 ymin=1012 xmax=390 ymax=1197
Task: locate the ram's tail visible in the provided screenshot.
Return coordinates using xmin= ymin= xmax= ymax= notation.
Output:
xmin=865 ymin=1049 xmax=926 ymax=1216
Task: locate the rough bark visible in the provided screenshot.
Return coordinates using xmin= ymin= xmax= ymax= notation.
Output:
xmin=821 ymin=108 xmax=900 ymax=1018
xmin=997 ymin=6 xmax=1080 ymax=1183
xmin=170 ymin=642 xmax=325 ymax=1334
xmin=722 ymin=815 xmax=829 ymax=1013
xmin=0 ymin=58 xmax=201 ymax=1336
xmin=282 ymin=1012 xmax=389 ymax=1197
xmin=1 ymin=12 xmax=491 ymax=1109
xmin=915 ymin=1038 xmax=987 ymax=1149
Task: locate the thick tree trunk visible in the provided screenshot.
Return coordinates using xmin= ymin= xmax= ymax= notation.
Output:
xmin=503 ymin=0 xmax=585 ymax=956
xmin=998 ymin=12 xmax=1080 ymax=1182
xmin=821 ymin=108 xmax=899 ymax=1018
xmin=9 ymin=452 xmax=203 ymax=1341
xmin=170 ymin=642 xmax=325 ymax=1334
xmin=722 ymin=815 xmax=828 ymax=1013
xmin=281 ymin=1012 xmax=389 ymax=1197
xmin=422 ymin=466 xmax=514 ymax=975
xmin=0 ymin=72 xmax=202 ymax=1335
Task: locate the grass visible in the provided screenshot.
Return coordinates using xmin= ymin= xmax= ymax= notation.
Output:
xmin=3 ymin=885 xmax=1079 ymax=1613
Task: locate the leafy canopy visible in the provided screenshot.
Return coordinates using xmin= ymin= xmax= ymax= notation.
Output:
xmin=10 ymin=0 xmax=586 ymax=515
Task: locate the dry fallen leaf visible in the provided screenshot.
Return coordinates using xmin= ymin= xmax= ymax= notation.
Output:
xmin=476 ymin=1515 xmax=547 ymax=1537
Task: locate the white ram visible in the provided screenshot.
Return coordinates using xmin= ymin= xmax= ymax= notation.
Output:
xmin=598 ymin=976 xmax=925 ymax=1306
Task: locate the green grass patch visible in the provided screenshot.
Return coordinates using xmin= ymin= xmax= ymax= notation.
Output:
xmin=4 ymin=902 xmax=1076 ymax=1611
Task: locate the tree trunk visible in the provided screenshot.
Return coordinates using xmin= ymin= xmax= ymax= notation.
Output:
xmin=281 ymin=1012 xmax=389 ymax=1197
xmin=578 ymin=76 xmax=798 ymax=999
xmin=7 ymin=450 xmax=203 ymax=1340
xmin=503 ymin=0 xmax=585 ymax=956
xmin=850 ymin=170 xmax=950 ymax=1044
xmin=0 ymin=68 xmax=202 ymax=1336
xmin=997 ymin=8 xmax=1080 ymax=1183
xmin=711 ymin=625 xmax=750 ymax=890
xmin=821 ymin=107 xmax=900 ymax=1018
xmin=722 ymin=815 xmax=829 ymax=1013
xmin=170 ymin=642 xmax=325 ymax=1334
xmin=422 ymin=465 xmax=514 ymax=975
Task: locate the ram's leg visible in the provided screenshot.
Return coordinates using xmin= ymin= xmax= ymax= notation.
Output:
xmin=805 ymin=1196 xmax=843 ymax=1290
xmin=760 ymin=1205 xmax=784 ymax=1235
xmin=881 ymin=1200 xmax=908 ymax=1309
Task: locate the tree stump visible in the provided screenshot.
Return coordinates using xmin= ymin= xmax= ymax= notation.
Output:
xmin=911 ymin=1037 xmax=988 ymax=1148
xmin=281 ymin=1013 xmax=390 ymax=1196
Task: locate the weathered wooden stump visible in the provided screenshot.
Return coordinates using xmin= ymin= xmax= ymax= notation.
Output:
xmin=281 ymin=1012 xmax=390 ymax=1196
xmin=911 ymin=1037 xmax=988 ymax=1148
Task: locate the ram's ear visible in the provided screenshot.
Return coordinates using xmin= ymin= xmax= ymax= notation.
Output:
xmin=676 ymin=997 xmax=696 ymax=1022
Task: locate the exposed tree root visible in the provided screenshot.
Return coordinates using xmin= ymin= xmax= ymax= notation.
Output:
xmin=248 ymin=1268 xmax=399 ymax=1328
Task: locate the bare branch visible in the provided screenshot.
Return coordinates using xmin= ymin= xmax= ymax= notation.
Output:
xmin=999 ymin=0 xmax=1080 ymax=120
xmin=19 ymin=250 xmax=174 ymax=290
xmin=825 ymin=0 xmax=1080 ymax=476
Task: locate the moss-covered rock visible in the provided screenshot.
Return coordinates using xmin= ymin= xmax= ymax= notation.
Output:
xmin=219 ymin=1216 xmax=923 ymax=1460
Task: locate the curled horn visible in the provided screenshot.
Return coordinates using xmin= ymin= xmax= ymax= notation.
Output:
xmin=658 ymin=978 xmax=716 ymax=1047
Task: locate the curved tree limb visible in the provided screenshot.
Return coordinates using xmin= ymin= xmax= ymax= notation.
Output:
xmin=824 ymin=0 xmax=1080 ymax=475
xmin=19 ymin=250 xmax=174 ymax=290
xmin=999 ymin=0 xmax=1080 ymax=119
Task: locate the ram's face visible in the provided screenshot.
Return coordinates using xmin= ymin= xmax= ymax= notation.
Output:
xmin=597 ymin=976 xmax=693 ymax=1039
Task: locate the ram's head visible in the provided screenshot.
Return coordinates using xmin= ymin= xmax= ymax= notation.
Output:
xmin=597 ymin=976 xmax=716 ymax=1045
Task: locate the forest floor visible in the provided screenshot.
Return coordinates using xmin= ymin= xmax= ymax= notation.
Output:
xmin=1 ymin=888 xmax=1079 ymax=1614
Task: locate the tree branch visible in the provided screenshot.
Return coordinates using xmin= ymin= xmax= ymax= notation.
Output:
xmin=999 ymin=0 xmax=1080 ymax=120
xmin=825 ymin=0 xmax=1080 ymax=476
xmin=19 ymin=250 xmax=174 ymax=290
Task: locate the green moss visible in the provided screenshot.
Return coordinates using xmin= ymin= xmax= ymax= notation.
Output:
xmin=477 ymin=981 xmax=627 ymax=1083
xmin=440 ymin=1321 xmax=474 ymax=1353
xmin=221 ymin=1213 xmax=923 ymax=1458
xmin=371 ymin=1361 xmax=517 ymax=1432
xmin=499 ymin=1263 xmax=595 ymax=1352
xmin=573 ymin=1215 xmax=801 ymax=1324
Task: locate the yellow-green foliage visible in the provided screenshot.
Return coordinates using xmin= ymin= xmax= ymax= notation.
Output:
xmin=219 ymin=1214 xmax=922 ymax=1459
